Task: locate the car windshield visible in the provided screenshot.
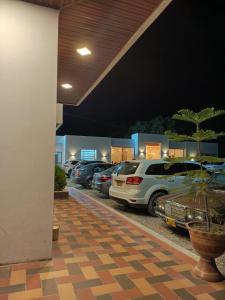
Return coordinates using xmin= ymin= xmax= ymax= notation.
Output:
xmin=115 ymin=161 xmax=139 ymax=175
xmin=208 ymin=173 xmax=225 ymax=191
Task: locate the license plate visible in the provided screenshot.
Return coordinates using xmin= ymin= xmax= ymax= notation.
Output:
xmin=166 ymin=217 xmax=176 ymax=227
xmin=116 ymin=180 xmax=123 ymax=186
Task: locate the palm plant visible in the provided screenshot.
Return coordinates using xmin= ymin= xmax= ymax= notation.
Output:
xmin=165 ymin=107 xmax=225 ymax=232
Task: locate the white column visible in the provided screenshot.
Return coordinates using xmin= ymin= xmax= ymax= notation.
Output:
xmin=0 ymin=0 xmax=58 ymax=263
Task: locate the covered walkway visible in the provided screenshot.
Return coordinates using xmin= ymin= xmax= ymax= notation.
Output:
xmin=0 ymin=189 xmax=225 ymax=300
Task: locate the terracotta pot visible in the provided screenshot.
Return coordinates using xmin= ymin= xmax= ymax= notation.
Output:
xmin=186 ymin=222 xmax=225 ymax=282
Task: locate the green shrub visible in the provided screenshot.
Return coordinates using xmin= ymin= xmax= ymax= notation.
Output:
xmin=55 ymin=165 xmax=67 ymax=191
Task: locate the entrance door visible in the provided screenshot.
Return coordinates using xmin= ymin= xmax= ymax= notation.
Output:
xmin=146 ymin=143 xmax=161 ymax=159
xmin=111 ymin=147 xmax=122 ymax=163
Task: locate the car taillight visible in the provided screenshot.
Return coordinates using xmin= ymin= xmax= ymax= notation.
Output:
xmin=126 ymin=176 xmax=143 ymax=185
xmin=100 ymin=176 xmax=111 ymax=182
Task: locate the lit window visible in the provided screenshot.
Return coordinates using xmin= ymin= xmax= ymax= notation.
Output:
xmin=81 ymin=149 xmax=97 ymax=161
xmin=168 ymin=149 xmax=185 ymax=158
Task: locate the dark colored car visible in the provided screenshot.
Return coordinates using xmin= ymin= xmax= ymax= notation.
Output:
xmin=69 ymin=160 xmax=104 ymax=178
xmin=92 ymin=165 xmax=119 ymax=197
xmin=156 ymin=172 xmax=225 ymax=230
xmin=63 ymin=160 xmax=79 ymax=177
xmin=71 ymin=162 xmax=113 ymax=188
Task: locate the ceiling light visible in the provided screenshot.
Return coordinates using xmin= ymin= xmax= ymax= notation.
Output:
xmin=76 ymin=47 xmax=91 ymax=56
xmin=61 ymin=83 xmax=72 ymax=89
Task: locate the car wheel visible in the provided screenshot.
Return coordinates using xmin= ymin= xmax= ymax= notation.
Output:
xmin=148 ymin=191 xmax=166 ymax=217
xmin=86 ymin=178 xmax=92 ymax=189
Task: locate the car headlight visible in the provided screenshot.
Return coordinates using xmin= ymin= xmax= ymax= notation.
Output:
xmin=158 ymin=203 xmax=165 ymax=212
xmin=195 ymin=211 xmax=204 ymax=222
xmin=187 ymin=213 xmax=194 ymax=220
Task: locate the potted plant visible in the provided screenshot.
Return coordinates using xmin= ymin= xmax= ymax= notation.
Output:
xmin=54 ymin=165 xmax=69 ymax=199
xmin=165 ymin=107 xmax=225 ymax=282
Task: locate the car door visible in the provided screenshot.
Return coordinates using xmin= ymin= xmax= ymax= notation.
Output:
xmin=165 ymin=163 xmax=187 ymax=192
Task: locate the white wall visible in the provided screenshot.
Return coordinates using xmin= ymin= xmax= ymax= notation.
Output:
xmin=133 ymin=133 xmax=169 ymax=159
xmin=0 ymin=0 xmax=58 ymax=263
xmin=169 ymin=141 xmax=218 ymax=157
xmin=65 ymin=135 xmax=112 ymax=162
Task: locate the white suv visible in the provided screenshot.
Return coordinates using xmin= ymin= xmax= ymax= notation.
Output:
xmin=109 ymin=159 xmax=202 ymax=216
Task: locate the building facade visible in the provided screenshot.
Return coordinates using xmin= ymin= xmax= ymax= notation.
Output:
xmin=56 ymin=133 xmax=218 ymax=165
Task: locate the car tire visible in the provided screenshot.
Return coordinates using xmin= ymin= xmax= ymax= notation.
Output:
xmin=86 ymin=178 xmax=92 ymax=189
xmin=148 ymin=191 xmax=166 ymax=217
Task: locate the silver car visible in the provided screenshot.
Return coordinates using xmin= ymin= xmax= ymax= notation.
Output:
xmin=92 ymin=165 xmax=118 ymax=196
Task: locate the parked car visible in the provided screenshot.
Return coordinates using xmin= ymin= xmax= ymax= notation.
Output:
xmin=92 ymin=165 xmax=119 ymax=197
xmin=71 ymin=162 xmax=113 ymax=188
xmin=202 ymin=162 xmax=225 ymax=172
xmin=63 ymin=160 xmax=79 ymax=177
xmin=73 ymin=160 xmax=104 ymax=171
xmin=156 ymin=172 xmax=225 ymax=229
xmin=109 ymin=159 xmax=206 ymax=216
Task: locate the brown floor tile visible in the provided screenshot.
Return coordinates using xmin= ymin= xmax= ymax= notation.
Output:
xmin=196 ymin=294 xmax=216 ymax=300
xmin=42 ymin=279 xmax=58 ymax=296
xmin=132 ymin=278 xmax=157 ymax=295
xmin=91 ymin=282 xmax=122 ymax=296
xmin=112 ymin=287 xmax=142 ymax=300
xmin=26 ymin=274 xmax=41 ymax=290
xmin=154 ymin=282 xmax=181 ymax=299
xmin=187 ymin=283 xmax=216 ymax=295
xmin=58 ymin=283 xmax=77 ymax=300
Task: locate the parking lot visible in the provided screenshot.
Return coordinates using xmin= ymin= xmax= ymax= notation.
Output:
xmin=67 ymin=181 xmax=225 ymax=277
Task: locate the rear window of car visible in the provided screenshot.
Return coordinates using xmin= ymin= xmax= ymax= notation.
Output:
xmin=116 ymin=162 xmax=139 ymax=175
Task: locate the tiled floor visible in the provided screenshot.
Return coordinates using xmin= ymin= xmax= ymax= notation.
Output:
xmin=0 ymin=189 xmax=225 ymax=300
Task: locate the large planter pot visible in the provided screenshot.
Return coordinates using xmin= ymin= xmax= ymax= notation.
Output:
xmin=54 ymin=190 xmax=69 ymax=200
xmin=186 ymin=221 xmax=225 ymax=282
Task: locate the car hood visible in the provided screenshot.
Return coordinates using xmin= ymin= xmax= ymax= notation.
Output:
xmin=159 ymin=190 xmax=225 ymax=210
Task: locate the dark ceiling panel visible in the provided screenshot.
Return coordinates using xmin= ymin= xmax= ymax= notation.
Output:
xmin=23 ymin=0 xmax=63 ymax=9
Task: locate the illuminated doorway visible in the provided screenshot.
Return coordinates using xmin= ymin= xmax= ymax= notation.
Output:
xmin=146 ymin=143 xmax=161 ymax=159
xmin=111 ymin=147 xmax=134 ymax=163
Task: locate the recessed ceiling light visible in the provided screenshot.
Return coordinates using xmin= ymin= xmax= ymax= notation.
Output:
xmin=76 ymin=47 xmax=91 ymax=56
xmin=61 ymin=83 xmax=72 ymax=89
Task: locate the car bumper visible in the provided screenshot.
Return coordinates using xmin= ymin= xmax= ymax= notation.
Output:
xmin=156 ymin=211 xmax=187 ymax=229
xmin=92 ymin=182 xmax=102 ymax=191
xmin=110 ymin=196 xmax=147 ymax=209
xmin=71 ymin=177 xmax=86 ymax=185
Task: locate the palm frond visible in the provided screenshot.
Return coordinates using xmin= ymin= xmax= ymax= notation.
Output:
xmin=192 ymin=130 xmax=225 ymax=141
xmin=172 ymin=108 xmax=225 ymax=125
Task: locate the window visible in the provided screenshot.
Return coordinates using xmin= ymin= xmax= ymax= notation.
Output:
xmin=166 ymin=163 xmax=186 ymax=175
xmin=168 ymin=149 xmax=185 ymax=158
xmin=93 ymin=166 xmax=105 ymax=173
xmin=208 ymin=173 xmax=225 ymax=190
xmin=55 ymin=152 xmax=62 ymax=164
xmin=81 ymin=149 xmax=97 ymax=161
xmin=145 ymin=163 xmax=166 ymax=175
xmin=185 ymin=163 xmax=201 ymax=171
xmin=111 ymin=147 xmax=134 ymax=163
xmin=116 ymin=162 xmax=139 ymax=175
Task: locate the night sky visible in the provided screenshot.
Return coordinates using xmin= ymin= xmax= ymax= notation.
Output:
xmin=57 ymin=0 xmax=225 ymax=144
